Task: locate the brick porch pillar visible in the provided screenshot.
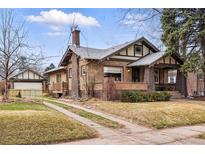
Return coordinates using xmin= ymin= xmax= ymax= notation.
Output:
xmin=71 ymin=53 xmax=80 ymax=98
xmin=176 ymin=70 xmax=187 ymax=96
xmin=144 ymin=67 xmax=155 ymax=93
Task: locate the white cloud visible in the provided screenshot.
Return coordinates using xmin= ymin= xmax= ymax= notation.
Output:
xmin=46 ymin=31 xmax=67 ymax=36
xmin=26 ymin=9 xmax=100 ymax=28
xmin=121 ymin=13 xmax=148 ymax=28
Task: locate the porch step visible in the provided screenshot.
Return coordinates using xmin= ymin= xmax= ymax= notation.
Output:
xmin=165 ymin=91 xmax=184 ymax=99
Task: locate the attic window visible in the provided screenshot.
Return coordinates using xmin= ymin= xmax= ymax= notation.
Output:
xmin=134 ymin=45 xmax=142 ymax=55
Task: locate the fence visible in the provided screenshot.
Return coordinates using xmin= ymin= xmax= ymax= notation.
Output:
xmin=9 ymin=89 xmax=43 ymax=97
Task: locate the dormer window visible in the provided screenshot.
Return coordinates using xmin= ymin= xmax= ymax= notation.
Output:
xmin=134 ymin=45 xmax=142 ymax=55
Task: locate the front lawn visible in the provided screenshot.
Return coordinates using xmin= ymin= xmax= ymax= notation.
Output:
xmin=81 ymin=100 xmax=205 ymax=129
xmin=199 ymin=133 xmax=205 ymax=139
xmin=0 ymin=102 xmax=97 ymax=144
xmin=48 ymin=101 xmax=123 ymax=129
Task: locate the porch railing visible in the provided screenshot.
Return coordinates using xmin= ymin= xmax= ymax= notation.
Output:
xmin=155 ymin=83 xmax=176 ymax=91
xmin=114 ymin=82 xmax=148 ymax=91
xmin=51 ymin=82 xmax=68 ymax=92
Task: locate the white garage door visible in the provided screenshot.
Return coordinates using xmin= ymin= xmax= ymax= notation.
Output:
xmin=14 ymin=82 xmax=42 ymax=90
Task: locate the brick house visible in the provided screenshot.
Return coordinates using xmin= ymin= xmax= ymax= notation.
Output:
xmin=50 ymin=27 xmax=187 ymax=100
xmin=187 ymin=72 xmax=204 ymax=96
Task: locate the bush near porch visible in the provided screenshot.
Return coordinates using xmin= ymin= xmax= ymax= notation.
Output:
xmin=121 ymin=91 xmax=171 ymax=102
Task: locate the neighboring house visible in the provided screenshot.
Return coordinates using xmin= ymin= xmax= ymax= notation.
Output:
xmin=44 ymin=67 xmax=68 ymax=97
xmin=187 ymin=72 xmax=204 ymax=96
xmin=9 ymin=69 xmax=46 ymax=97
xmin=51 ymin=27 xmax=186 ymax=100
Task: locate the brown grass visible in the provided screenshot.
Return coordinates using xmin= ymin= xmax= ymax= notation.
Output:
xmin=81 ymin=100 xmax=205 ymax=129
xmin=48 ymin=101 xmax=123 ymax=129
xmin=198 ymin=133 xmax=205 ymax=139
xmin=0 ymin=102 xmax=97 ymax=144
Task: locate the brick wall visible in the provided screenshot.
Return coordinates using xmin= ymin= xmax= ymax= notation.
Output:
xmin=187 ymin=72 xmax=197 ymax=96
xmin=71 ymin=53 xmax=80 ymax=98
xmin=115 ymin=82 xmax=147 ymax=90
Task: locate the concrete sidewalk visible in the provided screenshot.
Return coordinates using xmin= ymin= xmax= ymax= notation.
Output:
xmin=44 ymin=101 xmax=205 ymax=145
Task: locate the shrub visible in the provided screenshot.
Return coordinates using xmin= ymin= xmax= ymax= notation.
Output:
xmin=121 ymin=91 xmax=137 ymax=102
xmin=121 ymin=91 xmax=171 ymax=102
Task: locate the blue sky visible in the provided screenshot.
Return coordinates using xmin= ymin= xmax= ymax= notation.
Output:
xmin=12 ymin=8 xmax=161 ymax=67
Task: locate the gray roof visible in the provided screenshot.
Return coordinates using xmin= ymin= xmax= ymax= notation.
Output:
xmin=71 ymin=37 xmax=160 ymax=60
xmin=128 ymin=51 xmax=165 ymax=67
xmin=59 ymin=37 xmax=160 ymax=66
xmin=69 ymin=45 xmax=107 ymax=60
xmin=44 ymin=67 xmax=65 ymax=74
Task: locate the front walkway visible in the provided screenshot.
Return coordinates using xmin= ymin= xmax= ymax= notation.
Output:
xmin=44 ymin=100 xmax=205 ymax=145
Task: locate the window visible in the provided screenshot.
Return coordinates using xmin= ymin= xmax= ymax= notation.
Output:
xmin=154 ymin=69 xmax=159 ymax=83
xmin=69 ymin=68 xmax=72 ymax=78
xmin=168 ymin=70 xmax=177 ymax=84
xmin=104 ymin=66 xmax=123 ymax=81
xmin=134 ymin=45 xmax=142 ymax=55
xmin=81 ymin=65 xmax=86 ymax=76
xmin=197 ymin=73 xmax=204 ymax=80
xmin=56 ymin=73 xmax=61 ymax=83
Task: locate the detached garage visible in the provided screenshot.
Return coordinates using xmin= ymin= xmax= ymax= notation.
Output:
xmin=9 ymin=69 xmax=45 ymax=97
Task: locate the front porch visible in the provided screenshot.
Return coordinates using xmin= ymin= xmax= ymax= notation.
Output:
xmin=50 ymin=82 xmax=68 ymax=94
xmin=130 ymin=65 xmax=185 ymax=95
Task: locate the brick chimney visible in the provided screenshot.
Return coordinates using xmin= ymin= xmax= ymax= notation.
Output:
xmin=71 ymin=26 xmax=80 ymax=46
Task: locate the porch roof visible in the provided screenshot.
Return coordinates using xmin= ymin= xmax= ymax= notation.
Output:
xmin=128 ymin=51 xmax=165 ymax=67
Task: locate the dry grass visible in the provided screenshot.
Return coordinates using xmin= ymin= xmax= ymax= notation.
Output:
xmin=0 ymin=102 xmax=97 ymax=144
xmin=48 ymin=101 xmax=123 ymax=129
xmin=82 ymin=100 xmax=205 ymax=129
xmin=198 ymin=133 xmax=205 ymax=139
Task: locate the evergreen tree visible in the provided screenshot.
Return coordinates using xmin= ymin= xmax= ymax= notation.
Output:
xmin=161 ymin=8 xmax=205 ymax=93
xmin=45 ymin=63 xmax=55 ymax=72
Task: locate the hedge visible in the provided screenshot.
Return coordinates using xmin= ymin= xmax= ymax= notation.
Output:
xmin=121 ymin=91 xmax=171 ymax=102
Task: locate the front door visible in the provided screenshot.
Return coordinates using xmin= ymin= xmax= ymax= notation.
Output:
xmin=132 ymin=68 xmax=140 ymax=82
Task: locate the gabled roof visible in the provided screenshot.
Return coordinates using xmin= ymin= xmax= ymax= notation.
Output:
xmin=44 ymin=67 xmax=66 ymax=74
xmin=9 ymin=68 xmax=45 ymax=80
xmin=128 ymin=52 xmax=166 ymax=67
xmin=59 ymin=37 xmax=160 ymax=66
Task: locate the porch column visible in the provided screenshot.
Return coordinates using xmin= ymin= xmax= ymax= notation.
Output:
xmin=144 ymin=66 xmax=155 ymax=92
xmin=176 ymin=70 xmax=187 ymax=96
xmin=71 ymin=54 xmax=80 ymax=98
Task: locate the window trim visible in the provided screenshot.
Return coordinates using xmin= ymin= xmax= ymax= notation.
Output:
xmin=103 ymin=66 xmax=123 ymax=82
xmin=56 ymin=73 xmax=61 ymax=83
xmin=154 ymin=69 xmax=159 ymax=84
xmin=81 ymin=65 xmax=87 ymax=76
xmin=134 ymin=44 xmax=143 ymax=56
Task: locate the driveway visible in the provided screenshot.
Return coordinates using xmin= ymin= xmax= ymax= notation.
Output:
xmin=44 ymin=100 xmax=205 ymax=145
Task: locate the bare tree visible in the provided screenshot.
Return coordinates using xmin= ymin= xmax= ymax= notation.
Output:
xmin=119 ymin=9 xmax=163 ymax=49
xmin=0 ymin=9 xmax=44 ymax=100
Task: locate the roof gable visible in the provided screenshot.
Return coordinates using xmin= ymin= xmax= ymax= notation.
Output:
xmin=59 ymin=37 xmax=160 ymax=66
xmin=128 ymin=52 xmax=183 ymax=67
xmin=10 ymin=69 xmax=44 ymax=81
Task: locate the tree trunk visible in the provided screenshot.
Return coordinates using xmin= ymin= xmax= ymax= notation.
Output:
xmin=4 ymin=79 xmax=8 ymax=100
xmin=201 ymin=36 xmax=205 ymax=96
